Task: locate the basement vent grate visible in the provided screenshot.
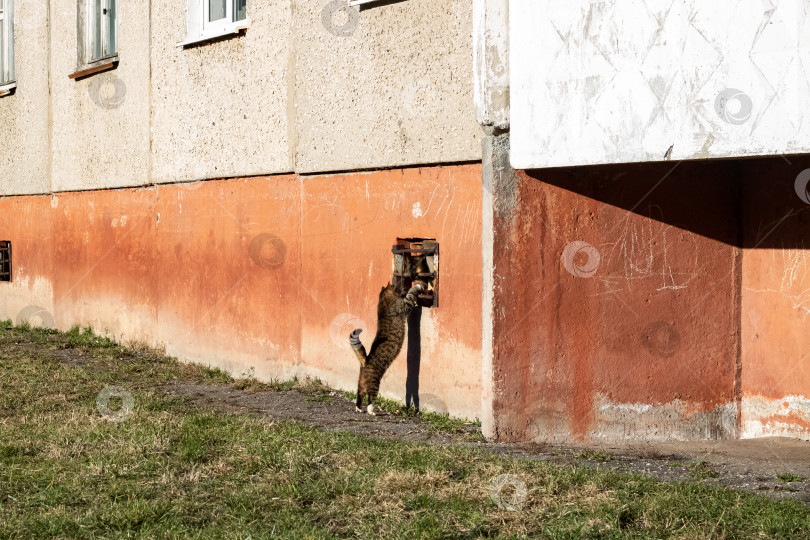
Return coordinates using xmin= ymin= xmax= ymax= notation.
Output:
xmin=0 ymin=241 xmax=10 ymax=282
xmin=392 ymin=238 xmax=438 ymax=308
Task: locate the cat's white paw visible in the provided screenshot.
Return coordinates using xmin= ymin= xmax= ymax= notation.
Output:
xmin=367 ymin=404 xmax=376 ymax=416
xmin=355 ymin=406 xmax=362 ymax=413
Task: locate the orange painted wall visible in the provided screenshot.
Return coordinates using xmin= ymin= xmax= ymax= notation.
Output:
xmin=492 ymin=161 xmax=743 ymax=442
xmin=0 ymin=164 xmax=483 ymax=419
xmin=489 ymin=156 xmax=810 ymax=442
xmin=740 ymin=157 xmax=810 ymax=439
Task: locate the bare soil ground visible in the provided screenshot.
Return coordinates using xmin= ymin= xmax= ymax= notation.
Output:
xmin=165 ymin=381 xmax=810 ymax=502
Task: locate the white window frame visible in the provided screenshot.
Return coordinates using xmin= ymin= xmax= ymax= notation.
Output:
xmin=87 ymin=0 xmax=118 ymax=63
xmin=0 ymin=0 xmax=15 ymax=89
xmin=178 ymin=0 xmax=249 ymax=48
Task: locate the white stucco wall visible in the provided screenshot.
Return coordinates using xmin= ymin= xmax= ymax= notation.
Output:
xmin=50 ymin=0 xmax=151 ymax=191
xmin=0 ymin=0 xmax=480 ymax=195
xmin=293 ymin=0 xmax=480 ymax=174
xmin=150 ymin=0 xmax=292 ymax=183
xmin=510 ymin=0 xmax=810 ymax=169
xmin=0 ymin=0 xmax=49 ymax=195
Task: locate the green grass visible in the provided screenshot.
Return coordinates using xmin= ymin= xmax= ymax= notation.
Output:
xmin=0 ymin=322 xmax=808 ymax=539
xmin=777 ymin=473 xmax=804 ymax=483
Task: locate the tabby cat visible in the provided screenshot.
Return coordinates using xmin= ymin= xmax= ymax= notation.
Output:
xmin=349 ymin=280 xmax=426 ymax=415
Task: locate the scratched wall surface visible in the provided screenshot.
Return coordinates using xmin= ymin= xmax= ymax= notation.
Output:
xmin=492 ymin=161 xmax=742 ymax=442
xmin=0 ymin=165 xmax=483 ymax=419
xmin=510 ymin=0 xmax=810 ymax=169
xmin=740 ymin=158 xmax=810 ymax=439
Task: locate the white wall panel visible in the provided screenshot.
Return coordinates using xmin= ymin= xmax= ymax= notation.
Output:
xmin=510 ymin=0 xmax=810 ymax=168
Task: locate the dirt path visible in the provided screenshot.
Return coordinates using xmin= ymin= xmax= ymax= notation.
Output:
xmin=166 ymin=381 xmax=810 ymax=502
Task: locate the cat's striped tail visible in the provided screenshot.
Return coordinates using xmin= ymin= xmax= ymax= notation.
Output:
xmin=350 ymin=329 xmax=367 ymax=366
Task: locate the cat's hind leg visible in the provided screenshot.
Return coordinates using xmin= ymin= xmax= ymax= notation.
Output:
xmin=366 ymin=391 xmax=378 ymax=416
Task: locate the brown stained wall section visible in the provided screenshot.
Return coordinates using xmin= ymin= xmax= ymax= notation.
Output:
xmin=0 ymin=165 xmax=482 ymax=419
xmin=53 ymin=189 xmax=159 ymax=345
xmin=493 ymin=161 xmax=744 ymax=442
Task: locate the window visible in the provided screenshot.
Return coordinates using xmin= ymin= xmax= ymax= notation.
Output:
xmin=180 ymin=0 xmax=248 ymax=47
xmin=0 ymin=0 xmax=14 ymax=86
xmin=70 ymin=0 xmax=117 ymax=80
xmin=88 ymin=0 xmax=117 ymax=61
xmin=0 ymin=241 xmax=11 ymax=282
xmin=204 ymin=0 xmax=246 ymax=34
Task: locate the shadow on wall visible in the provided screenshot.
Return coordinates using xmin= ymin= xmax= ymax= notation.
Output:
xmin=489 ymin=154 xmax=810 ymax=442
xmin=405 ymin=305 xmax=422 ymax=410
xmin=524 ymin=155 xmax=810 ymax=250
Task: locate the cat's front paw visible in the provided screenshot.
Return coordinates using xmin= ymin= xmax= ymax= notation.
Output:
xmin=355 ymin=406 xmax=362 ymax=413
xmin=367 ymin=404 xmax=376 ymax=416
xmin=413 ymin=280 xmax=428 ymax=291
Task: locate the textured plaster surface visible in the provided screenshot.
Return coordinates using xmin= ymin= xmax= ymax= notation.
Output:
xmin=293 ymin=0 xmax=480 ymax=174
xmin=742 ymin=396 xmax=810 ymax=440
xmin=150 ymin=0 xmax=292 ymax=183
xmin=1 ymin=1 xmax=480 ymax=194
xmin=740 ymin=157 xmax=810 ymax=440
xmin=491 ymin=160 xmax=743 ymax=442
xmin=50 ymin=0 xmax=151 ymax=191
xmin=481 ymin=134 xmax=515 ymax=438
xmin=0 ymin=1 xmax=49 ymax=195
xmin=473 ymin=0 xmax=509 ymax=132
xmin=510 ymin=0 xmax=810 ymax=168
xmin=0 ymin=197 xmax=54 ymax=321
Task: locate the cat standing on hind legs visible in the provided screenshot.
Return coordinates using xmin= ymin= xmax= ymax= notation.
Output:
xmin=349 ymin=280 xmax=426 ymax=415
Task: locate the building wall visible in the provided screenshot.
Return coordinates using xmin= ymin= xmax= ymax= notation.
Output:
xmin=50 ymin=0 xmax=151 ymax=191
xmin=0 ymin=0 xmax=479 ymax=193
xmin=740 ymin=157 xmax=810 ymax=439
xmin=490 ymin=160 xmax=743 ymax=442
xmin=0 ymin=1 xmax=482 ymax=417
xmin=0 ymin=164 xmax=483 ymax=419
xmin=510 ymin=0 xmax=810 ymax=169
xmin=293 ymin=0 xmax=480 ymax=173
xmin=0 ymin=1 xmax=49 ymax=195
xmin=150 ymin=0 xmax=293 ymax=183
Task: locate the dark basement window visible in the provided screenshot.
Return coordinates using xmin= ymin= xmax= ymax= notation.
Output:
xmin=0 ymin=241 xmax=10 ymax=281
